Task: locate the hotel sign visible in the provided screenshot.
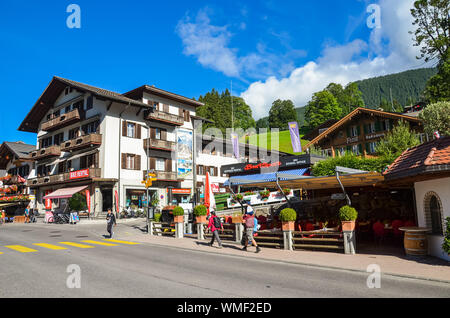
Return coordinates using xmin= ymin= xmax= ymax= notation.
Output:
xmin=365 ymin=133 xmax=385 ymax=140
xmin=69 ymin=169 xmax=90 ymax=180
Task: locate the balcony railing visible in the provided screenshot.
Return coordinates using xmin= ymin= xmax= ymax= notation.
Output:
xmin=143 ymin=170 xmax=179 ymax=182
xmin=61 ymin=133 xmax=102 ymax=152
xmin=41 ymin=108 xmax=82 ymax=131
xmin=143 ymin=138 xmax=176 ymax=152
xmin=28 ymin=168 xmax=101 ymax=187
xmin=29 ymin=145 xmax=61 ymax=161
xmin=145 ymin=109 xmax=184 ymax=126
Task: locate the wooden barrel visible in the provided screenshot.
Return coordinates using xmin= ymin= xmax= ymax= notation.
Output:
xmin=404 ymin=232 xmax=428 ymax=256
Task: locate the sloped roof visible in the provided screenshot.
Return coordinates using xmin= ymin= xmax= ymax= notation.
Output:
xmin=0 ymin=141 xmax=35 ymax=169
xmin=383 ymin=136 xmax=450 ymax=180
xmin=123 ymin=85 xmax=204 ymax=107
xmin=304 ymin=107 xmax=422 ymax=148
xmin=18 ymin=76 xmax=151 ymax=133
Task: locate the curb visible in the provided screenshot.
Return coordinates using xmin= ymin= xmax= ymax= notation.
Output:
xmin=125 ymin=237 xmax=450 ymax=285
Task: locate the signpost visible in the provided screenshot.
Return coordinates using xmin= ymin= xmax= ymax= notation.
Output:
xmin=142 ymin=172 xmax=157 ymax=232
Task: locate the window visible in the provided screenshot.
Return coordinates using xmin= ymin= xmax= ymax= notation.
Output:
xmin=126 ymin=154 xmax=135 ymax=170
xmin=382 ymin=119 xmax=391 ymax=131
xmin=41 ymin=136 xmax=53 ymax=148
xmin=53 ymin=133 xmax=64 ymax=146
xmin=424 ymin=192 xmax=443 ymax=235
xmin=82 ymin=121 xmax=99 ymax=135
xmin=352 ymin=144 xmax=361 ymax=155
xmin=155 ymin=128 xmax=161 ymax=140
xmin=369 ymin=122 xmax=376 ymax=133
xmin=350 ymin=126 xmax=358 ymax=137
xmin=53 ymin=110 xmax=60 ymax=118
xmin=209 ymin=166 xmax=216 ymax=176
xmin=69 ymin=127 xmax=80 ymax=140
xmin=198 ymin=165 xmax=204 ymax=175
xmin=156 ymin=158 xmax=165 ymax=171
xmin=73 ymin=100 xmax=83 ymax=111
xmin=64 ymin=87 xmax=69 ymax=95
xmin=65 ymin=105 xmax=71 ymax=113
xmin=127 ymin=122 xmax=136 ymax=138
xmin=367 ymin=142 xmax=377 ymax=154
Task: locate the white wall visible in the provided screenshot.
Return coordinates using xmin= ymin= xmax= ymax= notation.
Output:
xmin=414 ymin=177 xmax=450 ymax=261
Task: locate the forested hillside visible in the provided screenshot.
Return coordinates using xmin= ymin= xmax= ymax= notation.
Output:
xmin=354 ymin=68 xmax=437 ymax=107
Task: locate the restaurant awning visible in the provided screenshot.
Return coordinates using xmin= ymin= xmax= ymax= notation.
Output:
xmin=0 ymin=202 xmax=21 ymax=208
xmin=43 ymin=185 xmax=88 ymax=199
xmin=231 ymin=171 xmax=384 ymax=190
xmin=224 ymin=168 xmax=309 ymax=186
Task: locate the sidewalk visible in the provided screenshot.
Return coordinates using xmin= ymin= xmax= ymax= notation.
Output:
xmin=116 ymin=232 xmax=450 ymax=283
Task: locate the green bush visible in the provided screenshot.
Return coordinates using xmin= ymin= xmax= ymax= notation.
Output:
xmin=279 ymin=208 xmax=297 ymax=222
xmin=339 ymin=205 xmax=358 ymax=221
xmin=312 ymin=153 xmax=392 ymax=176
xmin=233 ymin=193 xmax=243 ymax=201
xmin=172 ymin=206 xmax=184 ymax=216
xmin=419 ymin=101 xmax=450 ymax=136
xmin=154 ymin=213 xmax=161 ymax=222
xmin=259 ymin=190 xmax=270 ymax=198
xmin=193 ymin=205 xmax=207 ymax=216
xmin=442 ymin=217 xmax=450 ymax=254
xmin=68 ymin=192 xmax=87 ymax=212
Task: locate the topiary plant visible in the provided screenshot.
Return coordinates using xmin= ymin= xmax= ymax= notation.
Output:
xmin=339 ymin=205 xmax=358 ymax=221
xmin=68 ymin=192 xmax=87 ymax=212
xmin=172 ymin=206 xmax=184 ymax=216
xmin=194 ymin=204 xmax=207 ymax=216
xmin=442 ymin=217 xmax=450 ymax=254
xmin=279 ymin=208 xmax=297 ymax=222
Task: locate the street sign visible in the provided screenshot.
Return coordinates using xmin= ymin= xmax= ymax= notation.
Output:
xmin=142 ymin=172 xmax=157 ymax=188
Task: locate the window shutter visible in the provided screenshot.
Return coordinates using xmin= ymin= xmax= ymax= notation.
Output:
xmin=86 ymin=96 xmax=93 ymax=109
xmin=346 ymin=127 xmax=351 ymax=138
xmin=165 ymin=159 xmax=172 ymax=172
xmin=150 ymin=127 xmax=156 ymax=139
xmin=150 ymin=158 xmax=156 ymax=170
xmin=356 ymin=125 xmax=361 ymax=136
xmin=121 ymin=153 xmax=127 ymax=169
xmin=161 ymin=129 xmax=167 ymax=141
xmin=179 ymin=108 xmax=183 ymax=117
xmin=95 ymin=152 xmax=99 ymax=168
xmin=136 ymin=124 xmax=141 ymax=139
xmin=163 ymin=104 xmax=169 ymax=113
xmin=214 ymin=167 xmax=218 ymax=176
xmin=135 ymin=155 xmax=141 ymax=170
xmin=122 ymin=120 xmax=127 ymax=137
xmin=185 ymin=110 xmax=190 ymax=122
xmin=375 ymin=120 xmax=381 ymax=132
xmin=364 ymin=124 xmax=368 ymax=135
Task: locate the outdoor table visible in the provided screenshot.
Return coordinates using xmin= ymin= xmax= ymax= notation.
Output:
xmin=399 ymin=227 xmax=431 ymax=256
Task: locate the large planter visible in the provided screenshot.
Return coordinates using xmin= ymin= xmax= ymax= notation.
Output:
xmin=174 ymin=215 xmax=184 ymax=223
xmin=196 ymin=215 xmax=206 ymax=224
xmin=341 ymin=221 xmax=356 ymax=232
xmin=282 ymin=221 xmax=294 ymax=231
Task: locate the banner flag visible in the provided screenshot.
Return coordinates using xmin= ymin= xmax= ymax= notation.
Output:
xmin=85 ymin=190 xmax=91 ymax=214
xmin=288 ymin=122 xmax=302 ymax=153
xmin=231 ymin=132 xmax=240 ymax=160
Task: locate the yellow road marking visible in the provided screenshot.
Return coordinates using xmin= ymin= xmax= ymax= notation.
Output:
xmin=103 ymin=239 xmax=140 ymax=245
xmin=59 ymin=242 xmax=95 ymax=249
xmin=33 ymin=243 xmax=67 ymax=250
xmin=5 ymin=245 xmax=37 ymax=253
xmin=81 ymin=240 xmax=118 ymax=246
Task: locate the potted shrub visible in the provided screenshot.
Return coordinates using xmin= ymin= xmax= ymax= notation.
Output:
xmin=442 ymin=217 xmax=450 ymax=256
xmin=259 ymin=190 xmax=270 ymax=200
xmin=339 ymin=205 xmax=358 ymax=231
xmin=244 ymin=191 xmax=255 ymax=196
xmin=280 ymin=208 xmax=297 ymax=231
xmin=233 ymin=193 xmax=243 ymax=201
xmin=194 ymin=204 xmax=207 ymax=223
xmin=172 ymin=206 xmax=184 ymax=223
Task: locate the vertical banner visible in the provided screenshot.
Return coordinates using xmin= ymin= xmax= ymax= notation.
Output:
xmin=45 ymin=190 xmax=52 ymax=210
xmin=85 ymin=190 xmax=91 ymax=214
xmin=114 ymin=190 xmax=119 ymax=213
xmin=288 ymin=122 xmax=302 ymax=153
xmin=176 ymin=129 xmax=193 ymax=179
xmin=231 ymin=132 xmax=240 ymax=160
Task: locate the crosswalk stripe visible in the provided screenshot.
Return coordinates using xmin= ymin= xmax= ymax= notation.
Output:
xmin=5 ymin=245 xmax=37 ymax=253
xmin=59 ymin=242 xmax=95 ymax=249
xmin=33 ymin=243 xmax=67 ymax=250
xmin=103 ymin=239 xmax=140 ymax=245
xmin=81 ymin=240 xmax=118 ymax=246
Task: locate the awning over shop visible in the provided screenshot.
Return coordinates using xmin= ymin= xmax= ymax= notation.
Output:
xmin=224 ymin=168 xmax=309 ymax=186
xmin=43 ymin=185 xmax=88 ymax=200
xmin=232 ymin=171 xmax=384 ymax=190
xmin=0 ymin=202 xmax=20 ymax=208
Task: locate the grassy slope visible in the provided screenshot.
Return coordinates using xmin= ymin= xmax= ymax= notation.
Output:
xmin=240 ymin=130 xmax=309 ymax=155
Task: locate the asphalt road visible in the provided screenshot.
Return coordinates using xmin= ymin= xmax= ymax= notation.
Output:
xmin=0 ymin=222 xmax=449 ymax=298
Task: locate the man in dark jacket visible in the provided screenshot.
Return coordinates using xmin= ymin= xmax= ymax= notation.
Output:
xmin=207 ymin=210 xmax=223 ymax=248
xmin=106 ymin=209 xmax=116 ymax=238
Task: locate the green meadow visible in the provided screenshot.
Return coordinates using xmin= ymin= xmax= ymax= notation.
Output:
xmin=240 ymin=130 xmax=310 ymax=155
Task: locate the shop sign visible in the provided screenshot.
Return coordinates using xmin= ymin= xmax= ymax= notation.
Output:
xmin=85 ymin=190 xmax=91 ymax=213
xmin=172 ymin=188 xmax=191 ymax=194
xmin=69 ymin=169 xmax=90 ymax=180
xmin=45 ymin=190 xmax=52 ymax=210
xmin=211 ymin=183 xmax=220 ymax=193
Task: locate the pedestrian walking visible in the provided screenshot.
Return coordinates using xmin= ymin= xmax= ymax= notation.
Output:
xmin=207 ymin=210 xmax=223 ymax=248
xmin=242 ymin=205 xmax=261 ymax=253
xmin=24 ymin=205 xmax=30 ymax=224
xmin=106 ymin=209 xmax=116 ymax=238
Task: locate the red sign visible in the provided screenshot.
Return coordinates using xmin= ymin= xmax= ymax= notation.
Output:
xmin=172 ymin=188 xmax=191 ymax=194
xmin=211 ymin=183 xmax=220 ymax=193
xmin=69 ymin=169 xmax=90 ymax=180
xmin=115 ymin=190 xmax=119 ymax=213
xmin=244 ymin=161 xmax=281 ymax=171
xmin=85 ymin=190 xmax=91 ymax=213
xmin=45 ymin=190 xmax=52 ymax=210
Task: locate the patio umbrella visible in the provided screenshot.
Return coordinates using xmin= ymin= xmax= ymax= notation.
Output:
xmin=204 ymin=172 xmax=216 ymax=215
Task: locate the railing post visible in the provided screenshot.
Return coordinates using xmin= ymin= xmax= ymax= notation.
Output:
xmin=197 ymin=223 xmax=204 ymax=240
xmin=235 ymin=223 xmax=243 ymax=243
xmin=343 ymin=230 xmax=356 ymax=254
xmin=148 ymin=220 xmax=154 ymax=236
xmin=283 ymin=230 xmax=293 ymax=251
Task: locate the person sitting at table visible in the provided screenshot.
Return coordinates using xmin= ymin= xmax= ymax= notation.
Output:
xmin=372 ymin=219 xmax=385 ymax=245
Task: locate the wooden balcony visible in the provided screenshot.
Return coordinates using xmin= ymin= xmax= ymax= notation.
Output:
xmin=41 ymin=109 xmax=82 ymax=131
xmin=29 ymin=145 xmax=61 ymax=161
xmin=143 ymin=138 xmax=176 ymax=152
xmin=143 ymin=170 xmax=179 ymax=182
xmin=145 ymin=109 xmax=184 ymax=126
xmin=61 ymin=134 xmax=102 ymax=152
xmin=28 ymin=168 xmax=101 ymax=187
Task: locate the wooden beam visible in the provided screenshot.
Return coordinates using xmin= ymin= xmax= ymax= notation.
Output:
xmin=107 ymin=101 xmax=113 ymax=111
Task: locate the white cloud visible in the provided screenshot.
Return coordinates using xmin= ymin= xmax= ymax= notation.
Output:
xmin=241 ymin=0 xmax=429 ymax=119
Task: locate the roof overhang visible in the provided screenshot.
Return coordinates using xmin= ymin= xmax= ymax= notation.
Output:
xmin=124 ymin=85 xmax=204 ymax=108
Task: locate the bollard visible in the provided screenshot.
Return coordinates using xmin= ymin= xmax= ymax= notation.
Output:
xmin=283 ymin=230 xmax=293 ymax=251
xmin=175 ymin=222 xmax=184 ymax=239
xmin=343 ymin=230 xmax=356 ymax=254
xmin=197 ymin=223 xmax=204 ymax=240
xmin=148 ymin=220 xmax=154 ymax=236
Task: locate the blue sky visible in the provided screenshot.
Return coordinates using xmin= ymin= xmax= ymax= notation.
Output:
xmin=0 ymin=0 xmax=425 ymax=145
